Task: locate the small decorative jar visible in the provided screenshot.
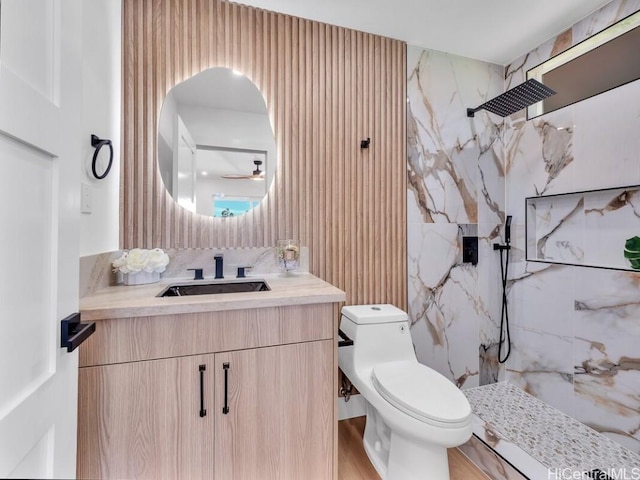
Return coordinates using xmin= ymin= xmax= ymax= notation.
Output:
xmin=122 ymin=270 xmax=161 ymax=285
xmin=277 ymin=239 xmax=300 ymax=273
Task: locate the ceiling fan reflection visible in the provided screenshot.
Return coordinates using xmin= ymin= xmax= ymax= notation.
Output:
xmin=221 ymin=159 xmax=265 ymax=180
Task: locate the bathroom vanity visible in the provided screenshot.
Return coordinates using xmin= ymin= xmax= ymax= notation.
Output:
xmin=77 ymin=273 xmax=345 ymax=479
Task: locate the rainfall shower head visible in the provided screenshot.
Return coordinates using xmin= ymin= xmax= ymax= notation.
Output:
xmin=467 ymin=79 xmax=556 ymax=118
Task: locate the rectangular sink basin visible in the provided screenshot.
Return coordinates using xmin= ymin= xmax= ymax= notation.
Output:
xmin=158 ymin=280 xmax=270 ymax=297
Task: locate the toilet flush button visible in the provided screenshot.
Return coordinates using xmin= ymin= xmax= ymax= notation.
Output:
xmin=371 ymin=307 xmax=381 ymax=311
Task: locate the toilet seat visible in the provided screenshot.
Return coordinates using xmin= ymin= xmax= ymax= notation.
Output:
xmin=371 ymin=361 xmax=471 ymax=427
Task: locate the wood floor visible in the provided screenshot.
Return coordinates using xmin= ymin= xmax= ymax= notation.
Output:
xmin=338 ymin=417 xmax=489 ymax=480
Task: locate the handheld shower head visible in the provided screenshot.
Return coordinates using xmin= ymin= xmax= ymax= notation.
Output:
xmin=505 ymin=215 xmax=512 ymax=244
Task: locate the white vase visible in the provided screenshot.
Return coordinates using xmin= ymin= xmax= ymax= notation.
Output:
xmin=123 ymin=271 xmax=160 ymax=285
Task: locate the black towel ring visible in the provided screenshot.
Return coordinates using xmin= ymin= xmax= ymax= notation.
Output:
xmin=91 ymin=134 xmax=113 ymax=180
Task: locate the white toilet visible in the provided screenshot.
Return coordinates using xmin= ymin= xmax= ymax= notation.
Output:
xmin=338 ymin=304 xmax=472 ymax=480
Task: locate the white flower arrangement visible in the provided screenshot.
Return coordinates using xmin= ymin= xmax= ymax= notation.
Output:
xmin=112 ymin=248 xmax=170 ymax=275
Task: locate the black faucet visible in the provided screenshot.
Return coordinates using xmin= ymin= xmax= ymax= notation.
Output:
xmin=214 ymin=255 xmax=224 ymax=279
xmin=187 ymin=268 xmax=204 ymax=280
xmin=236 ymin=266 xmax=252 ymax=278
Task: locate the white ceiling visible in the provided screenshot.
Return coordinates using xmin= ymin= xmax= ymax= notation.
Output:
xmin=231 ymin=0 xmax=614 ymax=65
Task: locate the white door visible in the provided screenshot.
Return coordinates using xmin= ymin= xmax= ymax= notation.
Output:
xmin=0 ymin=1 xmax=82 ymax=478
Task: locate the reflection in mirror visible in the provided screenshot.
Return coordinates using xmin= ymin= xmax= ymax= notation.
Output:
xmin=157 ymin=67 xmax=276 ymax=217
xmin=527 ymin=11 xmax=640 ymax=118
xmin=197 ymin=145 xmax=266 ymax=217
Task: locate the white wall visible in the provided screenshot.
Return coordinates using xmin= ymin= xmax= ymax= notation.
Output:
xmin=79 ymin=0 xmax=121 ymax=256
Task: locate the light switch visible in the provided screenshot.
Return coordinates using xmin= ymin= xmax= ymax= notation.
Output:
xmin=81 ymin=182 xmax=92 ymax=214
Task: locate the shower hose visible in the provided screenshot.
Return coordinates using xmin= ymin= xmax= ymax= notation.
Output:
xmin=498 ymin=242 xmax=511 ymax=363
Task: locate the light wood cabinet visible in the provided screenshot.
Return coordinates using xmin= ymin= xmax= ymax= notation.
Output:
xmin=78 ymin=354 xmax=215 ymax=479
xmin=214 ymin=341 xmax=333 ymax=479
xmin=77 ymin=304 xmax=337 ymax=480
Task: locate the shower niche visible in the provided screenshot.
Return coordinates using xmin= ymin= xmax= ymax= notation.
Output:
xmin=525 ymin=185 xmax=640 ymax=271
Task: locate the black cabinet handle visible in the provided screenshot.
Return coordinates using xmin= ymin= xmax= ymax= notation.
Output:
xmin=199 ymin=365 xmax=207 ymax=417
xmin=222 ymin=362 xmax=230 ymax=414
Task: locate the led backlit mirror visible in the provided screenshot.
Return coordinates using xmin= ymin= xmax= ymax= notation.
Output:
xmin=527 ymin=11 xmax=640 ymax=118
xmin=157 ymin=67 xmax=276 ymax=217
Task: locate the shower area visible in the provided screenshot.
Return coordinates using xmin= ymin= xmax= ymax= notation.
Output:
xmin=406 ymin=1 xmax=640 ymax=477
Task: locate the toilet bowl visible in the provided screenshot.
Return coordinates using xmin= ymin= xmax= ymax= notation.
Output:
xmin=338 ymin=304 xmax=472 ymax=480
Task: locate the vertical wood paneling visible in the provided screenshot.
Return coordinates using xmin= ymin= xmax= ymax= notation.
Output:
xmin=122 ymin=0 xmax=407 ymax=310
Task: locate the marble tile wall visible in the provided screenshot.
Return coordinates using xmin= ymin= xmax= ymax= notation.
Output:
xmin=406 ymin=46 xmax=505 ymax=388
xmin=504 ymin=0 xmax=640 ymax=455
xmin=526 ymin=186 xmax=640 ymax=268
xmin=407 ymin=0 xmax=640 ymax=455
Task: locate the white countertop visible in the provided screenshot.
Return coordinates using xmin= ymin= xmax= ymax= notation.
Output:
xmin=80 ymin=273 xmax=346 ymax=321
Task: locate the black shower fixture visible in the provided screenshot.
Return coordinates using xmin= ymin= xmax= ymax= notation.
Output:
xmin=467 ymin=79 xmax=556 ymax=118
xmin=494 ymin=215 xmax=513 ymax=364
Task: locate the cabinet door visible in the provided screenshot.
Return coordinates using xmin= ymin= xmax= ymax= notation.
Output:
xmin=78 ymin=354 xmax=216 ymax=479
xmin=215 ymin=340 xmax=334 ymax=479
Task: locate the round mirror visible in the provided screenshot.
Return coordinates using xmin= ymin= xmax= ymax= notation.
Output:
xmin=157 ymin=67 xmax=276 ymax=217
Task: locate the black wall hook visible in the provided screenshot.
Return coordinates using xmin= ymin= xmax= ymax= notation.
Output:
xmin=360 ymin=137 xmax=370 ymax=149
xmin=91 ymin=134 xmax=114 ymax=180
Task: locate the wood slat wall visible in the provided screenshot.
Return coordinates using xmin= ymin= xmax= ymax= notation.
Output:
xmin=121 ymin=0 xmax=407 ymax=309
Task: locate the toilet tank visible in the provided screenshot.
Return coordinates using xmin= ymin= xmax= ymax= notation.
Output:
xmin=340 ymin=304 xmax=417 ymax=371
xmin=342 ymin=304 xmax=407 ymax=324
